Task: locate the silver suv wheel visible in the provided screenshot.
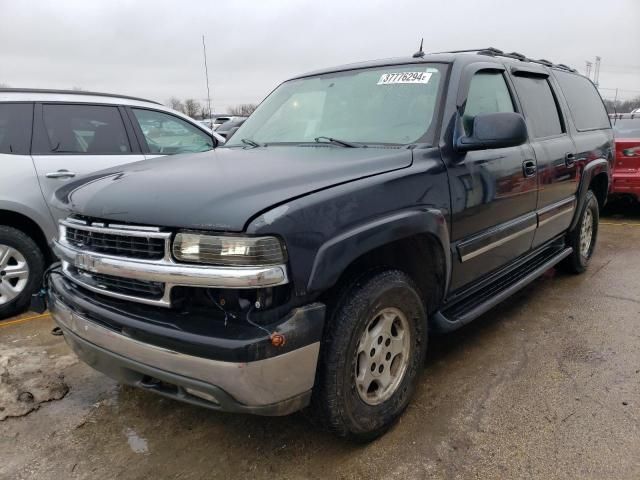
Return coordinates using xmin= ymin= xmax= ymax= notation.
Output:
xmin=0 ymin=244 xmax=30 ymax=305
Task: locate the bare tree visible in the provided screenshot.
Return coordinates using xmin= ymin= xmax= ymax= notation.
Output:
xmin=0 ymin=82 xmax=10 ymax=88
xmin=228 ymin=104 xmax=258 ymax=116
xmin=167 ymin=97 xmax=185 ymax=113
xmin=603 ymin=96 xmax=640 ymax=114
xmin=72 ymin=86 xmax=85 ymax=91
xmin=184 ymin=98 xmax=201 ymax=118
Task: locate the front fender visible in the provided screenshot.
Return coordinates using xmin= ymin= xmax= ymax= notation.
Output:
xmin=306 ymin=208 xmax=450 ymax=294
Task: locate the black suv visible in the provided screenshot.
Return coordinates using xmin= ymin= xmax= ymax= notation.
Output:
xmin=46 ymin=48 xmax=613 ymax=440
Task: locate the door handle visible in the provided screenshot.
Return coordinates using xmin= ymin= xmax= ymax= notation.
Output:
xmin=565 ymin=153 xmax=576 ymax=167
xmin=45 ymin=170 xmax=76 ymax=179
xmin=522 ymin=160 xmax=537 ymax=178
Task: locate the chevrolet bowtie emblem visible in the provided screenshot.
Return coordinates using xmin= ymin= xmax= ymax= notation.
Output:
xmin=74 ymin=253 xmax=98 ymax=272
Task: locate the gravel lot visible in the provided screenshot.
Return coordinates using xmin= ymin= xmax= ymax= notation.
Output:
xmin=1 ymin=205 xmax=639 ymax=480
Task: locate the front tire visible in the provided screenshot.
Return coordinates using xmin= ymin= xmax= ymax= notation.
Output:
xmin=562 ymin=190 xmax=599 ymax=274
xmin=313 ymin=270 xmax=428 ymax=441
xmin=0 ymin=226 xmax=45 ymax=319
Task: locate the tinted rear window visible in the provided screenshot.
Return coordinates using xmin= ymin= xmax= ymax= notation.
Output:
xmin=0 ymin=103 xmax=33 ymax=155
xmin=512 ymin=75 xmax=564 ymax=138
xmin=553 ymin=71 xmax=610 ymax=131
xmin=38 ymin=104 xmax=131 ymax=154
xmin=612 ymin=118 xmax=640 ymax=138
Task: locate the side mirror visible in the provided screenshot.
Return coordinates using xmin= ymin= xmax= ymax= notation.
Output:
xmin=455 ymin=111 xmax=528 ymax=152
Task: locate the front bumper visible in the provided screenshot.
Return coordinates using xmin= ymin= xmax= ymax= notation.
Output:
xmin=48 ymin=275 xmax=325 ymax=416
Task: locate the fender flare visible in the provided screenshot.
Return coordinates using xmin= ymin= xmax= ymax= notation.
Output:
xmin=569 ymin=158 xmax=610 ymax=231
xmin=306 ymin=208 xmax=451 ymax=295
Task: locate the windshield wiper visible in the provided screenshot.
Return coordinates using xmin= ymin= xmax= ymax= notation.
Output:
xmin=314 ymin=136 xmax=360 ymax=148
xmin=241 ymin=138 xmax=262 ymax=148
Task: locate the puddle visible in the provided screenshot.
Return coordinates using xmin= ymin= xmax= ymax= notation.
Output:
xmin=124 ymin=427 xmax=149 ymax=454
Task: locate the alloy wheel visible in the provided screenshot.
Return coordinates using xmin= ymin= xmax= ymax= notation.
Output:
xmin=0 ymin=244 xmax=30 ymax=305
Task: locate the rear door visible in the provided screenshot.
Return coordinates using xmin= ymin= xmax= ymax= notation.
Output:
xmin=31 ymin=103 xmax=145 ymax=221
xmin=0 ymin=102 xmax=58 ymax=241
xmin=509 ymin=67 xmax=578 ymax=247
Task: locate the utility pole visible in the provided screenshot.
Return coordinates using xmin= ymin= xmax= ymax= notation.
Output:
xmin=202 ymin=35 xmax=213 ymax=120
xmin=585 ymin=61 xmax=592 ymax=79
xmin=593 ymin=56 xmax=601 ymax=86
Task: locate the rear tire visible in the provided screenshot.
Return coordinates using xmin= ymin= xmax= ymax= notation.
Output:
xmin=0 ymin=226 xmax=45 ymax=319
xmin=313 ymin=270 xmax=428 ymax=441
xmin=561 ymin=190 xmax=599 ymax=274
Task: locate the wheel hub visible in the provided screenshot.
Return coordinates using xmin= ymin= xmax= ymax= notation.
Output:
xmin=354 ymin=307 xmax=411 ymax=405
xmin=0 ymin=244 xmax=30 ymax=305
xmin=580 ymin=208 xmax=593 ymax=258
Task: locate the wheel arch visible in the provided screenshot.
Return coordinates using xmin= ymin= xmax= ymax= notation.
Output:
xmin=569 ymin=158 xmax=610 ymax=231
xmin=308 ymin=209 xmax=450 ymax=314
xmin=0 ymin=209 xmax=54 ymax=263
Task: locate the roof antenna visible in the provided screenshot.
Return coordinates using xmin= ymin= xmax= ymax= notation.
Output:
xmin=412 ymin=38 xmax=425 ymax=58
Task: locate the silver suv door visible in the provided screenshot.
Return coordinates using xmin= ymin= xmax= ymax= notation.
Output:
xmin=31 ymin=103 xmax=145 ymax=222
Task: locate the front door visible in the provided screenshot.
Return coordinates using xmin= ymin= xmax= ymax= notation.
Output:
xmin=31 ymin=103 xmax=145 ymax=223
xmin=448 ymin=68 xmax=538 ymax=291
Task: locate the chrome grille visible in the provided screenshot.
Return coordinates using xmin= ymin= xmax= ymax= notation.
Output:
xmin=75 ymin=267 xmax=164 ymax=299
xmin=65 ymin=226 xmax=165 ymax=260
xmin=61 ymin=218 xmax=169 ymax=261
xmin=56 ymin=217 xmax=290 ymax=308
xmin=59 ymin=217 xmax=173 ymax=306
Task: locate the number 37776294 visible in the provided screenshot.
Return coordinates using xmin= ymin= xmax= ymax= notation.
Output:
xmin=377 ymin=71 xmax=433 ymax=85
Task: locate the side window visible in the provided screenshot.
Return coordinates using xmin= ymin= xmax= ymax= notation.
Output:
xmin=132 ymin=109 xmax=214 ymax=154
xmin=512 ymin=75 xmax=563 ymax=138
xmin=553 ymin=71 xmax=610 ymax=131
xmin=39 ymin=104 xmax=131 ymax=154
xmin=0 ymin=103 xmax=33 ymax=155
xmin=463 ymin=71 xmax=515 ymax=135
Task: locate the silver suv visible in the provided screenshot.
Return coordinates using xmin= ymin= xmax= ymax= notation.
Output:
xmin=0 ymin=88 xmax=222 ymax=318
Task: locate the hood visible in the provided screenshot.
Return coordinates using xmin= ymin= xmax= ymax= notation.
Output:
xmin=56 ymin=146 xmax=413 ymax=232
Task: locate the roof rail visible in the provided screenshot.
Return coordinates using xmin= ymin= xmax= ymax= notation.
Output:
xmin=432 ymin=48 xmax=577 ymax=73
xmin=0 ymin=88 xmax=161 ymax=105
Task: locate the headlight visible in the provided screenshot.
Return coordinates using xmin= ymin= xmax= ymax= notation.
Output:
xmin=172 ymin=233 xmax=287 ymax=266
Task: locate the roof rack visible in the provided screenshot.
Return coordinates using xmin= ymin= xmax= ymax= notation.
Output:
xmin=0 ymin=88 xmax=161 ymax=105
xmin=432 ymin=48 xmax=577 ymax=73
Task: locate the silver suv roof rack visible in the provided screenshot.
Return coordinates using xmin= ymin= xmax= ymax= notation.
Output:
xmin=0 ymin=88 xmax=161 ymax=105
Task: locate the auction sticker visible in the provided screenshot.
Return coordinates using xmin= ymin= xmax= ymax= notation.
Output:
xmin=377 ymin=71 xmax=432 ymax=85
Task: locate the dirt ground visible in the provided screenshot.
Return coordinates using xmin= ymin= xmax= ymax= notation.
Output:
xmin=1 ymin=203 xmax=640 ymax=480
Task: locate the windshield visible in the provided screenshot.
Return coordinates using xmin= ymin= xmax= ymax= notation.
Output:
xmin=612 ymin=118 xmax=640 ymax=138
xmin=226 ymin=63 xmax=446 ymax=147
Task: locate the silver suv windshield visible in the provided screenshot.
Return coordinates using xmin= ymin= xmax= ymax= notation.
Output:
xmin=225 ymin=63 xmax=446 ymax=147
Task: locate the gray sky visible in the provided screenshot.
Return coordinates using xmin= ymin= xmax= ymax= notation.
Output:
xmin=2 ymin=0 xmax=639 ymax=111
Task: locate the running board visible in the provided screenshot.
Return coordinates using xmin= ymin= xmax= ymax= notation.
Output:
xmin=433 ymin=246 xmax=573 ymax=332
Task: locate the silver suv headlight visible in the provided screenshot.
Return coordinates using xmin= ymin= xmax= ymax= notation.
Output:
xmin=172 ymin=233 xmax=287 ymax=266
